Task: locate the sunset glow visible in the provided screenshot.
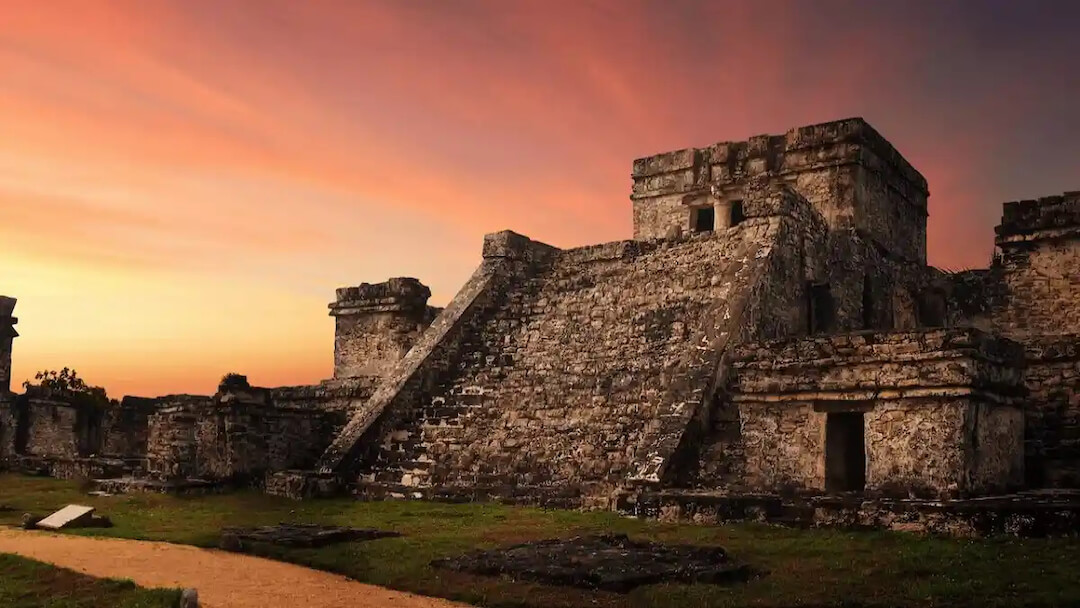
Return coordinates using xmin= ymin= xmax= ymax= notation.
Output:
xmin=2 ymin=0 xmax=1077 ymax=397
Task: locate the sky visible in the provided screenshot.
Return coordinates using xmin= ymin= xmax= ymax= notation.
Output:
xmin=2 ymin=0 xmax=1078 ymax=398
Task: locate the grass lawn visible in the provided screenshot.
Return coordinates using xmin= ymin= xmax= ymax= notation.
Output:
xmin=0 ymin=552 xmax=180 ymax=608
xmin=2 ymin=473 xmax=1080 ymax=608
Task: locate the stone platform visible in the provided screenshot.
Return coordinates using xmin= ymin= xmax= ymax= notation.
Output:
xmin=219 ymin=523 xmax=400 ymax=550
xmin=616 ymin=489 xmax=1080 ymax=537
xmin=430 ymin=534 xmax=753 ymax=592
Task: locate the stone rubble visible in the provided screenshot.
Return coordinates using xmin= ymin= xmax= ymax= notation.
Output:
xmin=430 ymin=534 xmax=754 ymax=592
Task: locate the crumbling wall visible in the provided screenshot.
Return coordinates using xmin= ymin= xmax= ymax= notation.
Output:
xmin=945 ymin=193 xmax=1080 ymax=336
xmin=100 ymin=397 xmax=156 ymax=458
xmin=1023 ymin=337 xmax=1080 ymax=487
xmin=270 ymin=377 xmax=379 ymax=418
xmin=631 ymin=118 xmax=928 ymax=263
xmin=945 ymin=193 xmax=1080 ymax=488
xmin=0 ymin=395 xmax=15 ymax=467
xmin=725 ymin=329 xmax=1026 ymax=498
xmin=145 ymin=386 xmax=344 ymax=482
xmin=146 ymin=396 xmax=206 ymax=479
xmin=22 ymin=398 xmax=85 ymax=459
xmin=330 ymin=278 xmax=441 ymax=380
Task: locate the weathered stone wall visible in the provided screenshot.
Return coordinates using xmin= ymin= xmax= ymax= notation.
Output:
xmin=21 ymin=398 xmax=87 ymax=459
xmin=330 ymin=278 xmax=441 ymax=380
xmin=0 ymin=395 xmax=15 ymax=467
xmin=944 ymin=193 xmax=1080 ymax=488
xmin=146 ymin=396 xmax=206 ymax=479
xmin=100 ymin=397 xmax=157 ymax=458
xmin=721 ymin=329 xmax=1026 ymax=498
xmin=145 ymin=387 xmax=345 ymax=482
xmin=971 ymin=400 xmax=1026 ymax=491
xmin=269 ymin=377 xmax=379 ymax=417
xmin=0 ymin=296 xmax=17 ymax=394
xmin=1023 ymin=337 xmax=1080 ymax=487
xmin=631 ymin=118 xmax=929 ymax=263
xmin=953 ymin=193 xmax=1080 ymax=338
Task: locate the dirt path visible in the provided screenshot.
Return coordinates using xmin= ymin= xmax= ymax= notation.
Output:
xmin=0 ymin=528 xmax=470 ymax=608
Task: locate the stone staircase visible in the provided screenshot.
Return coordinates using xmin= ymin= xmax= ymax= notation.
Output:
xmin=351 ymin=226 xmax=782 ymax=500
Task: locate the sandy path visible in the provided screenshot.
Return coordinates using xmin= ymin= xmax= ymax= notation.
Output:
xmin=0 ymin=528 xmax=470 ymax=608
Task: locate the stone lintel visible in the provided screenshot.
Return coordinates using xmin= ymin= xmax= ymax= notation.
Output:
xmin=731 ymin=387 xmax=1021 ymax=406
xmin=730 ymin=328 xmax=1026 ymax=402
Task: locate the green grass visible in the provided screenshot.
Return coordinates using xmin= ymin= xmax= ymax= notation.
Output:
xmin=0 ymin=552 xmax=180 ymax=608
xmin=3 ymin=473 xmax=1080 ymax=607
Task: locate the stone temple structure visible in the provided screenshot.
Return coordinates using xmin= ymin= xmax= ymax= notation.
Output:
xmin=2 ymin=117 xmax=1079 ymax=531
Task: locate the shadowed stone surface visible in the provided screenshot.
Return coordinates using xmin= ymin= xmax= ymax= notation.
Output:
xmin=219 ymin=523 xmax=401 ymax=549
xmin=430 ymin=534 xmax=754 ymax=592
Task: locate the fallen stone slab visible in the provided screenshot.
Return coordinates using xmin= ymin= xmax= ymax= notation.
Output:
xmin=430 ymin=533 xmax=756 ymax=592
xmin=36 ymin=505 xmax=95 ymax=530
xmin=219 ymin=523 xmax=401 ymax=550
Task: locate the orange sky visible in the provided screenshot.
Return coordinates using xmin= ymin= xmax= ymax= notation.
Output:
xmin=2 ymin=0 xmax=1078 ymax=398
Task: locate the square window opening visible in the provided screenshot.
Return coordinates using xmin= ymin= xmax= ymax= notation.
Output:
xmin=730 ymin=200 xmax=745 ymax=226
xmin=693 ymin=206 xmax=715 ymax=233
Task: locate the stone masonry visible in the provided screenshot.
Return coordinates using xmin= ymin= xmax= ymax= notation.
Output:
xmin=330 ymin=278 xmax=442 ymax=380
xmin=0 ymin=297 xmax=16 ymax=466
xmin=2 ymin=117 xmax=1078 ymax=528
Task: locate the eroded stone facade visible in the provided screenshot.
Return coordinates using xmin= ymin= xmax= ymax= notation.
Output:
xmin=2 ymin=118 xmax=1078 ymax=523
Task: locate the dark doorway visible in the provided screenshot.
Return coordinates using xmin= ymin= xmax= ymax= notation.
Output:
xmin=825 ymin=412 xmax=866 ymax=492
xmin=807 ymin=283 xmax=835 ymax=334
xmin=693 ymin=206 xmax=715 ymax=232
xmin=862 ymin=275 xmax=875 ymax=329
xmin=730 ymin=200 xmax=745 ymax=226
xmin=916 ymin=290 xmax=947 ymax=327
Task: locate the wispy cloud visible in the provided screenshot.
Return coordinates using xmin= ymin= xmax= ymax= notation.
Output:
xmin=2 ymin=0 xmax=1077 ymax=396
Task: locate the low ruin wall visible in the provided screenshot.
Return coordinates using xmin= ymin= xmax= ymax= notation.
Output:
xmin=1024 ymin=336 xmax=1080 ymax=487
xmin=147 ymin=391 xmax=345 ymax=483
xmin=0 ymin=395 xmax=15 ymax=467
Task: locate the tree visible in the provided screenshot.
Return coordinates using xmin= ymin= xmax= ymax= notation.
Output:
xmin=219 ymin=372 xmax=250 ymax=389
xmin=22 ymin=368 xmax=110 ymax=408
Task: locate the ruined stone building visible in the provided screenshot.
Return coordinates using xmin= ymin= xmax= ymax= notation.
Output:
xmin=2 ymin=118 xmax=1078 ymax=525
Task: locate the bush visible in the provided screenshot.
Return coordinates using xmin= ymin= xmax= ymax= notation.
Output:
xmin=22 ymin=368 xmax=111 ymax=408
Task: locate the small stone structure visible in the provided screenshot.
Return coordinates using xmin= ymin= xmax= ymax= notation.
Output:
xmin=2 ymin=117 xmax=1079 ymax=534
xmin=219 ymin=523 xmax=400 ymax=550
xmin=431 ymin=534 xmax=753 ymax=592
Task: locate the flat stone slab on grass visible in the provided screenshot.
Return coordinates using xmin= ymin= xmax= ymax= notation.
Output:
xmin=430 ymin=533 xmax=755 ymax=593
xmin=220 ymin=523 xmax=401 ymax=549
xmin=36 ymin=505 xmax=95 ymax=530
